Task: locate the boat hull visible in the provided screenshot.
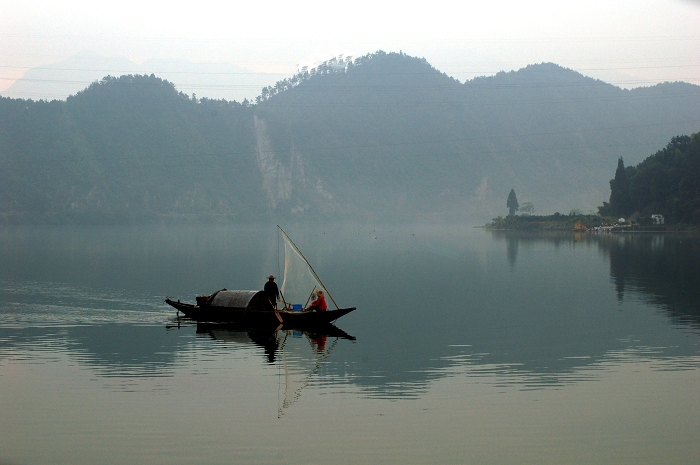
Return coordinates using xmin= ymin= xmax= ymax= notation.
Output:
xmin=165 ymin=298 xmax=355 ymax=326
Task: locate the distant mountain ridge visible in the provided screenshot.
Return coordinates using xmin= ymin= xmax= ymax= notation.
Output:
xmin=2 ymin=52 xmax=285 ymax=102
xmin=1 ymin=51 xmax=699 ymax=224
xmin=252 ymin=52 xmax=700 ymax=220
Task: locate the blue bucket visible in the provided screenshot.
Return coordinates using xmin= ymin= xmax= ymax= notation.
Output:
xmin=292 ymin=304 xmax=302 ymax=312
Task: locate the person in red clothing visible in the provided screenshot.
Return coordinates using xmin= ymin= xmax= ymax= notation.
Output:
xmin=308 ymin=289 xmax=328 ymax=311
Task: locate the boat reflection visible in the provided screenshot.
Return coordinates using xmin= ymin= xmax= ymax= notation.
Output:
xmin=194 ymin=321 xmax=356 ymax=363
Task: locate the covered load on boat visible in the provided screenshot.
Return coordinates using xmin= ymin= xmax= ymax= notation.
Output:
xmin=196 ymin=290 xmax=271 ymax=311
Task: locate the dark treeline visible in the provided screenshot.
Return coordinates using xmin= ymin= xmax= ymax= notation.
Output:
xmin=2 ymin=51 xmax=700 ymax=224
xmin=600 ymin=132 xmax=700 ymax=224
xmin=486 ymin=212 xmax=604 ymax=230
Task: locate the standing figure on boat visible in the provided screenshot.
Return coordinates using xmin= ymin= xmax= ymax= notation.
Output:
xmin=308 ymin=289 xmax=327 ymax=311
xmin=264 ymin=275 xmax=279 ymax=309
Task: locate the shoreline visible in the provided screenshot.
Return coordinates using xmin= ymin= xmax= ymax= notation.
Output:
xmin=483 ymin=214 xmax=698 ymax=232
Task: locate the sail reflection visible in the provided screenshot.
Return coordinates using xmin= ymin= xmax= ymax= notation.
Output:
xmin=195 ymin=321 xmax=355 ymax=416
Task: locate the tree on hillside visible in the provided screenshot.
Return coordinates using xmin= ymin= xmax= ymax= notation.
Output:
xmin=609 ymin=157 xmax=633 ymax=217
xmin=507 ymin=189 xmax=519 ymax=216
xmin=520 ymin=202 xmax=535 ymax=215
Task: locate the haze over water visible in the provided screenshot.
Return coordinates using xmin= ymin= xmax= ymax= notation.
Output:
xmin=1 ymin=224 xmax=698 ymax=465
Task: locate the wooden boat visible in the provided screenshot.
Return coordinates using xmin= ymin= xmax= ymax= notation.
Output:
xmin=165 ymin=292 xmax=355 ymax=325
xmin=165 ymin=227 xmax=356 ymax=325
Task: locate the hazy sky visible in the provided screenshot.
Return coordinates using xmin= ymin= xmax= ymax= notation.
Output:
xmin=1 ymin=0 xmax=699 ymax=99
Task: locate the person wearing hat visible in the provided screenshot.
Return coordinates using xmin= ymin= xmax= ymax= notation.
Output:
xmin=308 ymin=289 xmax=327 ymax=312
xmin=264 ymin=275 xmax=279 ymax=310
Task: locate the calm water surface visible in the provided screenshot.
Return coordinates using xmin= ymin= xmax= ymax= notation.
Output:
xmin=1 ymin=225 xmax=698 ymax=465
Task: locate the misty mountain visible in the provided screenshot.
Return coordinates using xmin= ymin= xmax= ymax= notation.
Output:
xmin=1 ymin=51 xmax=699 ymax=224
xmin=3 ymin=52 xmax=285 ymax=102
xmin=1 ymin=75 xmax=262 ymax=223
xmin=3 ymin=53 xmax=140 ymax=101
xmin=253 ymin=54 xmax=700 ymax=220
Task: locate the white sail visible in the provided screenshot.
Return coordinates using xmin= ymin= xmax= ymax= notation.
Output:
xmin=279 ymin=228 xmax=331 ymax=310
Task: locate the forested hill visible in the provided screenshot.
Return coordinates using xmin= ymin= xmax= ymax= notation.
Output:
xmin=2 ymin=51 xmax=700 ymax=224
xmin=253 ymin=54 xmax=700 ymax=221
xmin=1 ymin=75 xmax=261 ymax=223
xmin=601 ymin=132 xmax=700 ymax=224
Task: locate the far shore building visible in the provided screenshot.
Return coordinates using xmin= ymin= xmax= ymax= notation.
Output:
xmin=651 ymin=214 xmax=664 ymax=225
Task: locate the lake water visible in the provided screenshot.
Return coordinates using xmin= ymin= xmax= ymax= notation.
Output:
xmin=1 ymin=225 xmax=698 ymax=465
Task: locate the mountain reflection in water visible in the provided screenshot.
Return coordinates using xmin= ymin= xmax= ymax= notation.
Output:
xmin=493 ymin=231 xmax=700 ymax=327
xmin=1 ymin=225 xmax=698 ymax=399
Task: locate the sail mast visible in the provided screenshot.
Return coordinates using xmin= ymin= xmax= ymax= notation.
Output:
xmin=278 ymin=225 xmax=340 ymax=310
